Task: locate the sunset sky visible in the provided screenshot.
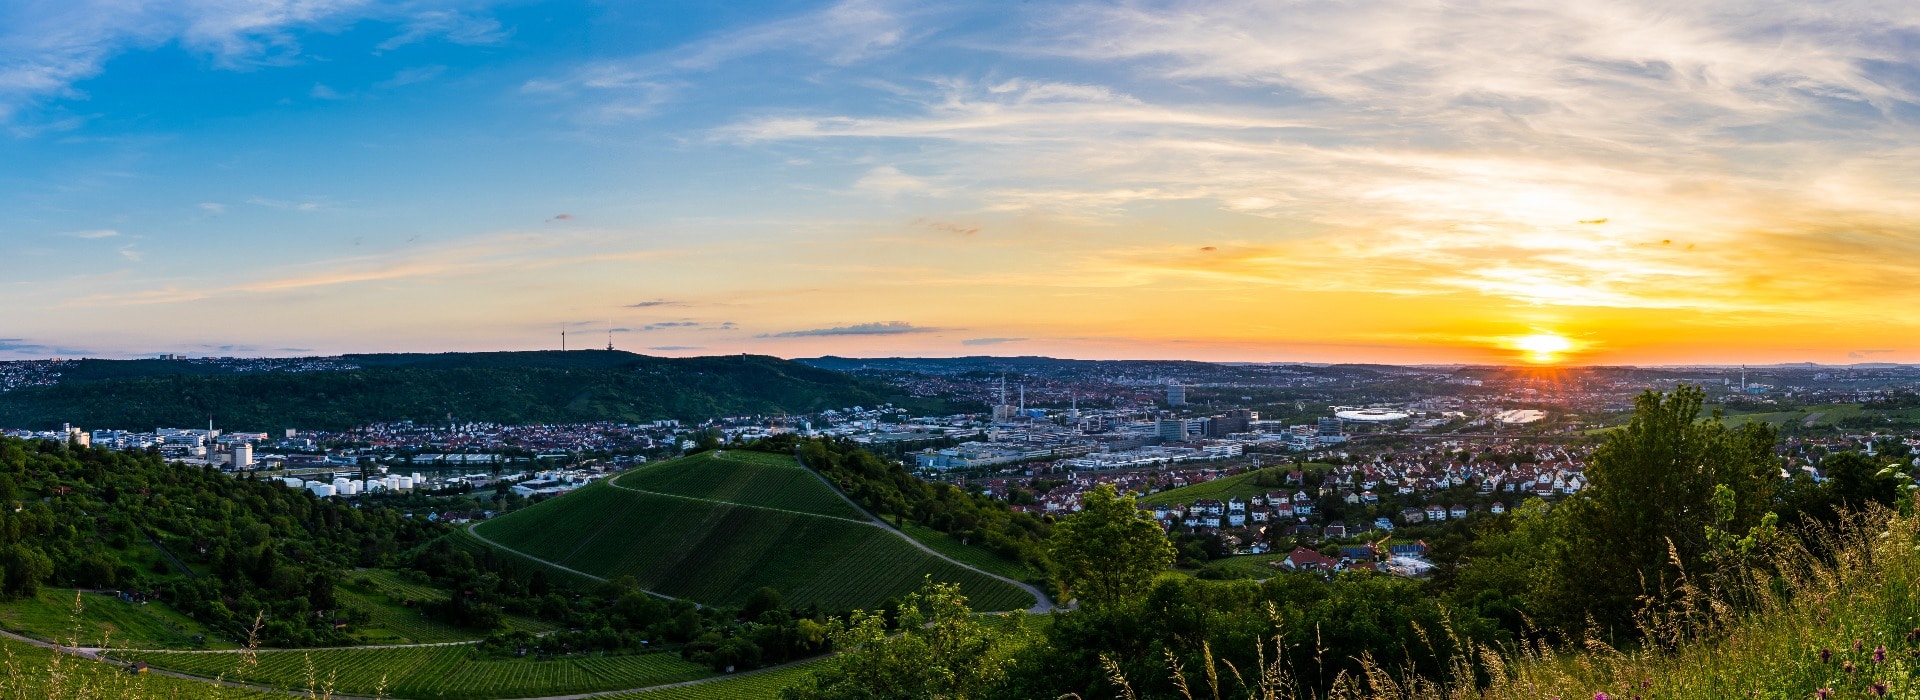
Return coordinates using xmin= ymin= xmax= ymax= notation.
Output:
xmin=3 ymin=1 xmax=1918 ymax=365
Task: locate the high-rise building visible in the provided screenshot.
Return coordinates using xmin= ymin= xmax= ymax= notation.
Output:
xmin=1207 ymin=409 xmax=1255 ymax=437
xmin=232 ymin=442 xmax=253 ymax=469
xmin=1167 ymin=383 xmax=1187 ymax=406
xmin=1156 ymin=418 xmax=1188 ymax=442
xmin=1317 ymin=416 xmax=1344 ymax=437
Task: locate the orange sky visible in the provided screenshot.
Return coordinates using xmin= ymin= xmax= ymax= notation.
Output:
xmin=4 ymin=1 xmax=1917 ymax=365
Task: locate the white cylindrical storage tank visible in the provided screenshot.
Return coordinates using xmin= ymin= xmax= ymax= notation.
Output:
xmin=308 ymin=483 xmax=335 ymax=497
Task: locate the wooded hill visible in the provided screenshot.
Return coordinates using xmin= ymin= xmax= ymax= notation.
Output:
xmin=0 ymin=351 xmax=931 ymax=431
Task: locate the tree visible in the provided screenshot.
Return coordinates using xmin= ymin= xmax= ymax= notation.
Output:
xmin=1545 ymin=385 xmax=1779 ymax=631
xmin=1047 ymin=484 xmax=1175 ymax=610
xmin=1819 ymin=452 xmax=1904 ymax=511
xmin=781 ymin=580 xmax=1032 ymax=700
xmin=743 ymin=586 xmax=786 ymax=622
xmin=0 ymin=544 xmax=52 ymax=599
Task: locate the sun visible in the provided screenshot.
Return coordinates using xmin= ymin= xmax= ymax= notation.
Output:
xmin=1512 ymin=333 xmax=1575 ymax=364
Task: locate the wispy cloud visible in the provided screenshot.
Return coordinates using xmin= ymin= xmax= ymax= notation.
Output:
xmin=759 ymin=321 xmax=940 ymax=338
xmin=523 ymin=0 xmax=919 ymax=122
xmin=0 ymin=1 xmax=388 ymax=122
xmin=916 ymin=219 xmax=980 ymax=236
xmin=376 ymin=10 xmax=508 ymax=52
xmin=624 ymin=300 xmax=681 ymax=308
xmin=246 ymin=196 xmax=321 ymax=211
xmin=377 ymin=64 xmax=446 ymax=88
xmin=62 ymin=229 xmax=120 ymax=239
xmin=63 ymin=232 xmax=674 ymax=308
xmin=962 ymin=337 xmax=1025 ymax=346
xmin=715 ymin=1 xmax=1920 ymax=323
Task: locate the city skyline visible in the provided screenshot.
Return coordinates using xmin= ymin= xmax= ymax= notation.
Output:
xmin=5 ymin=1 xmax=1920 ymax=366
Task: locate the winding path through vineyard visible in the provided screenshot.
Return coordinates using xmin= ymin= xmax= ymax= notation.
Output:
xmin=476 ymin=450 xmax=1053 ymax=613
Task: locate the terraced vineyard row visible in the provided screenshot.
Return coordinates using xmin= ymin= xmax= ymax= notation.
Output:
xmin=616 ymin=451 xmax=866 ymax=520
xmin=117 ymin=645 xmax=713 ymax=700
xmin=475 ymin=482 xmax=1033 ymax=611
xmin=339 ymin=569 xmax=558 ymax=645
xmin=709 ymin=449 xmax=809 ymax=468
xmin=602 ymin=658 xmax=831 ymax=699
xmin=336 ymin=586 xmax=474 ymax=645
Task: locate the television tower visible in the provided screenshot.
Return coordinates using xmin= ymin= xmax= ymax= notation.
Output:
xmin=561 ymin=325 xmax=567 ymax=352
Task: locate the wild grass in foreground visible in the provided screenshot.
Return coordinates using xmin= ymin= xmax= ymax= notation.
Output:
xmin=0 ymin=603 xmax=281 ymax=700
xmin=1090 ymin=503 xmax=1920 ymax=699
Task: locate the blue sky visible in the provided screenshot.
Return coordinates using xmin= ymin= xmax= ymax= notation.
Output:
xmin=4 ymin=1 xmax=1920 ymax=364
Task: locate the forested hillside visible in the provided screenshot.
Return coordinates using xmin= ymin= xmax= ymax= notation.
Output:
xmin=0 ymin=436 xmax=447 ymax=646
xmin=0 ymin=351 xmax=928 ymax=430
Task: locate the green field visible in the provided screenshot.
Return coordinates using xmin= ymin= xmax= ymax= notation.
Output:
xmin=618 ymin=451 xmax=867 ymax=520
xmin=474 ymin=482 xmax=1033 ymax=612
xmin=600 ymin=658 xmax=831 ymax=699
xmin=1198 ymin=553 xmax=1289 ymax=579
xmin=338 ymin=569 xmax=556 ymax=645
xmin=0 ymin=588 xmax=232 ymax=650
xmin=1139 ymin=463 xmax=1334 ymax=506
xmin=899 ymin=523 xmax=1043 ymax=582
xmin=1712 ymin=403 xmax=1920 ymax=430
xmin=116 ymin=645 xmax=714 ymax=699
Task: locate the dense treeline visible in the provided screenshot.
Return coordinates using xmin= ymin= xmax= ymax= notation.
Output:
xmin=0 ymin=352 xmax=929 ymax=431
xmin=747 ymin=435 xmax=1052 ymax=579
xmin=0 ymin=437 xmax=446 ymax=646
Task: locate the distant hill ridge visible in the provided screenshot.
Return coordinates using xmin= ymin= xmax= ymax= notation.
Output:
xmin=0 ymin=351 xmax=928 ymax=431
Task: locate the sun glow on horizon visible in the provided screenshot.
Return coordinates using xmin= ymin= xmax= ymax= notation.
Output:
xmin=1511 ymin=333 xmax=1576 ymax=364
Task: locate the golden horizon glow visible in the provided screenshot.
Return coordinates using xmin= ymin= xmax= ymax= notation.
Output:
xmin=1511 ymin=333 xmax=1576 ymax=365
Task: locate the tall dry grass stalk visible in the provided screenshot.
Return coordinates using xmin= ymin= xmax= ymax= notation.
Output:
xmin=1098 ymin=502 xmax=1920 ymax=700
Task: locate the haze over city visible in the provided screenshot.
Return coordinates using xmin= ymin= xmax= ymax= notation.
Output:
xmin=5 ymin=1 xmax=1919 ymax=365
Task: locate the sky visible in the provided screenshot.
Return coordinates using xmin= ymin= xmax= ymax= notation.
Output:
xmin=3 ymin=0 xmax=1919 ymax=366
